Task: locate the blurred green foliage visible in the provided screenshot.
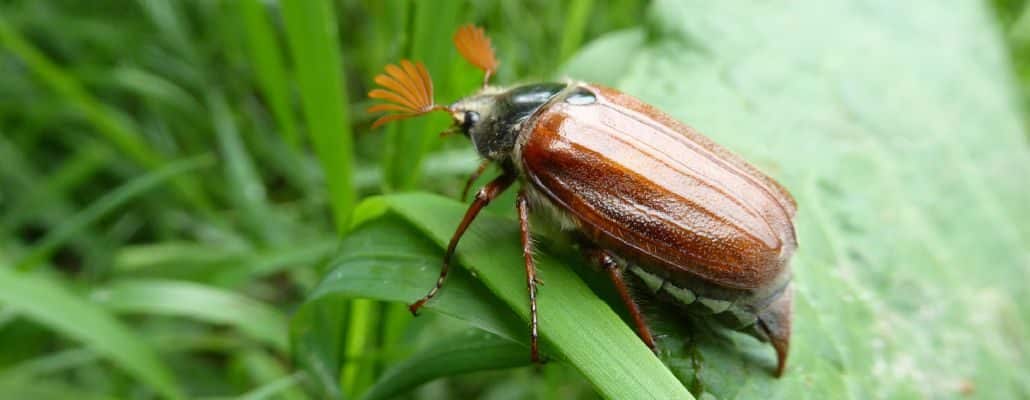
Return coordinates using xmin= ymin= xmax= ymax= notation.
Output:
xmin=0 ymin=0 xmax=643 ymax=398
xmin=1 ymin=0 xmax=1028 ymax=399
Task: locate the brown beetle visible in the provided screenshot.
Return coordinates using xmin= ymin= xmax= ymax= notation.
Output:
xmin=368 ymin=25 xmax=798 ymax=376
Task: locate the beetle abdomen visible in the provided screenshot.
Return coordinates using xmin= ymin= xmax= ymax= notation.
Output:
xmin=520 ymin=84 xmax=797 ymax=290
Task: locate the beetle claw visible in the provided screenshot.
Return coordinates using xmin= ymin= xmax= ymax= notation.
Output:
xmin=407 ymin=301 xmax=426 ymax=316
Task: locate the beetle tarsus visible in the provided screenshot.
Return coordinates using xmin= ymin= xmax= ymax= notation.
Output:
xmin=409 ymin=173 xmax=516 ymax=315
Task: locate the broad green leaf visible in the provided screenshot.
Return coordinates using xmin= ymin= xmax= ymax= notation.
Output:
xmin=560 ymin=1 xmax=1030 ymax=398
xmin=303 ymin=196 xmax=693 ymax=399
xmin=293 ymin=214 xmax=529 ymax=398
xmin=361 ymin=330 xmax=528 ymax=400
xmin=0 ymin=268 xmax=182 ymax=399
xmin=91 ymin=279 xmax=288 ymax=351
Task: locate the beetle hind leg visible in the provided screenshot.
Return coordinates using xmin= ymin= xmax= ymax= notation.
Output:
xmin=756 ymin=283 xmax=793 ymax=377
xmin=588 ymin=249 xmax=658 ymax=353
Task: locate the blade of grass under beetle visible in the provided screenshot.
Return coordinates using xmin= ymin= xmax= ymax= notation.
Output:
xmin=361 ymin=329 xmax=529 ymax=400
xmin=378 ymin=193 xmax=693 ymax=400
xmin=0 ymin=267 xmax=182 ymax=399
xmin=91 ymin=279 xmax=288 ymax=351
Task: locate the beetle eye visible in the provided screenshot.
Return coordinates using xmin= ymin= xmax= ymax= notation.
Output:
xmin=461 ymin=111 xmax=480 ymax=132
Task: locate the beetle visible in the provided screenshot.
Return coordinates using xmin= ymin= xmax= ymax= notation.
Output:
xmin=367 ymin=25 xmax=798 ymax=377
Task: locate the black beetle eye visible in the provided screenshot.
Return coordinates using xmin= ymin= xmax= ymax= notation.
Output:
xmin=461 ymin=111 xmax=480 ymax=132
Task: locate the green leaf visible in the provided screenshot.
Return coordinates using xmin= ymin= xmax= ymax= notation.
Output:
xmin=91 ymin=279 xmax=288 ymax=351
xmin=561 ymin=1 xmax=1030 ymax=398
xmin=302 ymin=196 xmax=693 ymax=399
xmin=361 ymin=329 xmax=528 ymax=400
xmin=0 ymin=268 xmax=182 ymax=399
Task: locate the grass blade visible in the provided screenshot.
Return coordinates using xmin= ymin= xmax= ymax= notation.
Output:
xmin=209 ymin=91 xmax=281 ymax=244
xmin=0 ymin=267 xmax=182 ymax=399
xmin=92 ymin=279 xmax=288 ymax=351
xmin=380 ymin=0 xmax=463 ymax=191
xmin=238 ymin=0 xmax=302 ymax=150
xmin=559 ymin=0 xmax=596 ymax=62
xmin=281 ymin=0 xmax=355 ymax=234
xmin=14 ymin=155 xmax=214 ymax=271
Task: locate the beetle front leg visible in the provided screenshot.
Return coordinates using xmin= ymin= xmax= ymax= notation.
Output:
xmin=588 ymin=249 xmax=658 ymax=353
xmin=409 ymin=173 xmax=516 ymax=315
xmin=516 ymin=190 xmax=542 ymax=363
xmin=460 ymin=160 xmax=491 ymax=202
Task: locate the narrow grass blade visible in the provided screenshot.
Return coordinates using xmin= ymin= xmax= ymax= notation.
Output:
xmin=92 ymin=279 xmax=288 ymax=351
xmin=209 ymin=91 xmax=280 ymax=244
xmin=0 ymin=267 xmax=182 ymax=399
xmin=281 ymin=0 xmax=355 ymax=234
xmin=559 ymin=0 xmax=595 ymax=62
xmin=238 ymin=0 xmax=302 ymax=150
xmin=14 ymin=155 xmax=214 ymax=271
xmin=380 ymin=0 xmax=463 ymax=191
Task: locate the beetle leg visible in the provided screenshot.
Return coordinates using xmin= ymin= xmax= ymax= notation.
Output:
xmin=408 ymin=173 xmax=516 ymax=315
xmin=516 ymin=190 xmax=542 ymax=363
xmin=591 ymin=250 xmax=658 ymax=353
xmin=460 ymin=160 xmax=491 ymax=202
xmin=757 ymin=282 xmax=793 ymax=377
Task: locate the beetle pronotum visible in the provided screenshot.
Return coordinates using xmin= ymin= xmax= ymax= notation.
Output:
xmin=368 ymin=25 xmax=798 ymax=377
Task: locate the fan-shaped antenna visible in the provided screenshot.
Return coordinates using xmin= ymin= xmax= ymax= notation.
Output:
xmin=453 ymin=24 xmax=499 ymax=86
xmin=367 ymin=60 xmax=450 ymax=129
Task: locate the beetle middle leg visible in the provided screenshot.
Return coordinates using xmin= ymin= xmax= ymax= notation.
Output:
xmin=408 ymin=172 xmax=516 ymax=315
xmin=516 ymin=189 xmax=542 ymax=363
xmin=587 ymin=249 xmax=658 ymax=353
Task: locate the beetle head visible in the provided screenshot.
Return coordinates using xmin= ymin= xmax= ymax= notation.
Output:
xmin=446 ymin=86 xmax=512 ymax=161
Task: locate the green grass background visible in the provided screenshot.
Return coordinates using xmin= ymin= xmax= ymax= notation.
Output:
xmin=0 ymin=1 xmax=1027 ymax=399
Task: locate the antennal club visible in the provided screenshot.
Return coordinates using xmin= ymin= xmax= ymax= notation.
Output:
xmin=453 ymin=24 xmax=499 ymax=87
xmin=367 ymin=60 xmax=450 ymax=129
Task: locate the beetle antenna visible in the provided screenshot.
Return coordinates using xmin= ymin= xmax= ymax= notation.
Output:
xmin=367 ymin=59 xmax=451 ymax=129
xmin=453 ymin=24 xmax=499 ymax=87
